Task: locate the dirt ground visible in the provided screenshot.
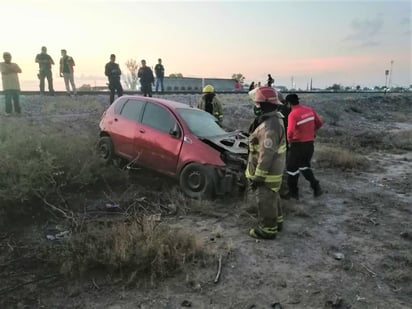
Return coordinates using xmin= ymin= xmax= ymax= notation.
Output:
xmin=0 ymin=92 xmax=411 ymax=308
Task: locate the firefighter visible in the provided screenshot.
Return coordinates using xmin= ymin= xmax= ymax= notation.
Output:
xmin=198 ymin=84 xmax=223 ymax=123
xmin=246 ymin=86 xmax=286 ymax=239
xmin=285 ymin=93 xmax=323 ymax=200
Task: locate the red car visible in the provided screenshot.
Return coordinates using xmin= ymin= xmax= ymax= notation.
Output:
xmin=98 ymin=95 xmax=248 ymax=198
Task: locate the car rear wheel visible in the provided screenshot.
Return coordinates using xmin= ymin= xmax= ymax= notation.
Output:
xmin=179 ymin=163 xmax=216 ymax=199
xmin=98 ymin=136 xmax=114 ymax=164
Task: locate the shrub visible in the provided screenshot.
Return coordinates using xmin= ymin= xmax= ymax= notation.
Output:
xmin=0 ymin=117 xmax=127 ymax=213
xmin=43 ymin=217 xmax=208 ymax=280
xmin=383 ymin=130 xmax=412 ymax=150
xmin=315 ymin=144 xmax=369 ymax=170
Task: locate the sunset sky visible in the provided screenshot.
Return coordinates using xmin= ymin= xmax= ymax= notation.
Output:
xmin=2 ymin=0 xmax=411 ymax=90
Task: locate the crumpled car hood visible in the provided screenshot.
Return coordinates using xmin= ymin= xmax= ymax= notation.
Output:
xmin=201 ymin=131 xmax=248 ymax=155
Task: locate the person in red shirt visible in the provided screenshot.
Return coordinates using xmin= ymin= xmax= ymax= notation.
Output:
xmin=285 ymin=93 xmax=323 ymax=199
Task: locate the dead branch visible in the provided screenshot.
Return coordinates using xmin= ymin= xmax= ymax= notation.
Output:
xmin=92 ymin=278 xmax=100 ymax=290
xmin=39 ymin=195 xmax=78 ymax=227
xmin=360 ymin=263 xmax=377 ymax=277
xmin=214 ymin=254 xmax=223 ymax=284
xmin=0 ymin=273 xmax=61 ymax=296
xmin=368 ymin=217 xmax=378 ymax=225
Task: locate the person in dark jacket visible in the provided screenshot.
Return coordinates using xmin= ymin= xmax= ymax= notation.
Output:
xmin=267 ymin=74 xmax=274 ymax=87
xmin=138 ymin=59 xmax=155 ymax=97
xmin=285 ymin=93 xmax=323 ymax=200
xmin=105 ymin=54 xmax=123 ymax=104
xmin=35 ymin=46 xmax=55 ymax=95
xmin=154 ymin=58 xmax=165 ymax=92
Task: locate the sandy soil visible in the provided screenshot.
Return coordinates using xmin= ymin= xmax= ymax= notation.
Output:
xmin=0 ymin=92 xmax=411 ymax=309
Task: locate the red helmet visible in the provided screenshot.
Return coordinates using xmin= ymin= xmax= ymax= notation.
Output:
xmin=249 ymin=86 xmax=282 ymax=105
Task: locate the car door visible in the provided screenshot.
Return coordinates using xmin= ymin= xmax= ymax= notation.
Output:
xmin=110 ymin=99 xmax=145 ymax=160
xmin=137 ymin=102 xmax=183 ymax=175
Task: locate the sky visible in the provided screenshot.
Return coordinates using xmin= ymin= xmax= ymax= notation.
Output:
xmin=1 ymin=0 xmax=411 ymax=90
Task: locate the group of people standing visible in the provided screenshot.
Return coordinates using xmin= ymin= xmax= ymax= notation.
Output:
xmin=105 ymin=56 xmax=165 ymax=104
xmin=0 ymin=47 xmax=77 ymax=115
xmin=34 ymin=46 xmax=77 ymax=96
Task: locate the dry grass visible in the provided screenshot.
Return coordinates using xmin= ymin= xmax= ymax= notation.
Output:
xmin=43 ymin=216 xmax=208 ymax=281
xmin=383 ymin=130 xmax=412 ymax=150
xmin=315 ymin=144 xmax=369 ymax=170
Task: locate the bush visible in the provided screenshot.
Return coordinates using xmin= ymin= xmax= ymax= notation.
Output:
xmin=42 ymin=217 xmax=208 ymax=280
xmin=315 ymin=144 xmax=369 ymax=170
xmin=383 ymin=130 xmax=412 ymax=151
xmin=0 ymin=117 xmax=127 ymax=212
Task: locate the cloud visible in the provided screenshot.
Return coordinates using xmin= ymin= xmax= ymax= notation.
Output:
xmin=344 ymin=15 xmax=384 ymax=47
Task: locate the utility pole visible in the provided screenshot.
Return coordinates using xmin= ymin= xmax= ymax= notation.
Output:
xmin=385 ymin=70 xmax=389 ymax=89
xmin=310 ymin=78 xmax=313 ymax=91
xmin=291 ymin=76 xmax=294 ymax=90
xmin=388 ymin=60 xmax=394 ymax=89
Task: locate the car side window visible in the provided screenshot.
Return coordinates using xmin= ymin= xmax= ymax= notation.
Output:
xmin=119 ymin=99 xmax=145 ymax=122
xmin=113 ymin=98 xmax=128 ymax=114
xmin=141 ymin=103 xmax=176 ymax=134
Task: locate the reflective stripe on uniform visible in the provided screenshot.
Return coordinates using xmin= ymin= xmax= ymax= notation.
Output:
xmin=255 ymin=167 xmax=268 ymax=177
xmin=277 ymin=216 xmax=284 ymax=223
xmin=287 ymin=169 xmax=300 ymax=176
xmin=277 ymin=143 xmax=287 ymax=154
xmin=296 ymin=116 xmax=314 ymax=126
xmin=287 ymin=166 xmax=311 ymax=176
xmin=249 ymin=144 xmax=258 ymax=152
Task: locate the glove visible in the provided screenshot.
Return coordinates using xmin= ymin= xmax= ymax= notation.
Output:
xmin=249 ymin=176 xmax=265 ymax=190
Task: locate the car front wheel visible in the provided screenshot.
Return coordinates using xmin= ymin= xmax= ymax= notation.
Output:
xmin=98 ymin=136 xmax=114 ymax=164
xmin=179 ymin=163 xmax=216 ymax=199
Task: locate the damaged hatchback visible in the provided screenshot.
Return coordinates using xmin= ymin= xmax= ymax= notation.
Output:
xmin=98 ymin=95 xmax=248 ymax=198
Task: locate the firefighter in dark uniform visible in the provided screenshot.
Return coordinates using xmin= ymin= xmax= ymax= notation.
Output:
xmin=198 ymin=84 xmax=223 ymax=123
xmin=246 ymin=86 xmax=287 ymax=239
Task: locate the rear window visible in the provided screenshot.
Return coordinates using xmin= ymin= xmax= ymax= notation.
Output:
xmin=119 ymin=99 xmax=145 ymax=122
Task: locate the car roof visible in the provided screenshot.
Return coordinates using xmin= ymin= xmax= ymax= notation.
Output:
xmin=118 ymin=95 xmax=193 ymax=111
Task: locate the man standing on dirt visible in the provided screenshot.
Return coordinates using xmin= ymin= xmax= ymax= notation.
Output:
xmin=35 ymin=46 xmax=55 ymax=95
xmin=138 ymin=59 xmax=155 ymax=97
xmin=285 ymin=93 xmax=323 ymax=200
xmin=154 ymin=58 xmax=165 ymax=93
xmin=105 ymin=54 xmax=123 ymax=104
xmin=59 ymin=49 xmax=77 ymax=96
xmin=0 ymin=52 xmax=22 ymax=115
xmin=246 ymin=86 xmax=286 ymax=239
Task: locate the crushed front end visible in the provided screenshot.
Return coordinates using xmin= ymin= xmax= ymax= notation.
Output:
xmin=201 ymin=131 xmax=249 ymax=196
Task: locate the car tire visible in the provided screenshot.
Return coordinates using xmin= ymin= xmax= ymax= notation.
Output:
xmin=179 ymin=163 xmax=216 ymax=199
xmin=98 ymin=136 xmax=114 ymax=164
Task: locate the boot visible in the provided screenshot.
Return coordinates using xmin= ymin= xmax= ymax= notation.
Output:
xmin=287 ymin=188 xmax=299 ymax=200
xmin=249 ymin=226 xmax=277 ymax=240
xmin=312 ymin=181 xmax=323 ymax=197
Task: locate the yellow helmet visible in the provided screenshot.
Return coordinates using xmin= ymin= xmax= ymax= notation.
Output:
xmin=203 ymin=84 xmax=214 ymax=93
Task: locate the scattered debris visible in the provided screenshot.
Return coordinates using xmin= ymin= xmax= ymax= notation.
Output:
xmin=105 ymin=203 xmax=120 ymax=209
xmin=214 ymin=254 xmax=223 ymax=284
xmin=333 ymin=252 xmax=345 ymax=260
xmin=181 ymin=300 xmax=192 ymax=307
xmin=361 ymin=263 xmax=377 ymax=277
xmin=400 ymin=231 xmax=411 ymax=240
xmin=325 ymin=295 xmax=343 ymax=308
